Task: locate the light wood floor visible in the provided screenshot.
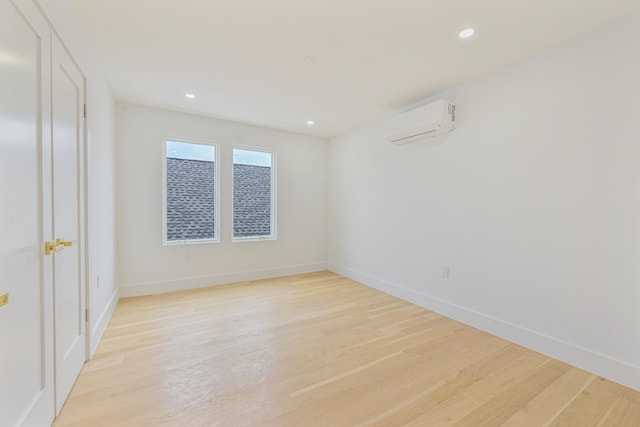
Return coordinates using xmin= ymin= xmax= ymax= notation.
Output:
xmin=54 ymin=271 xmax=640 ymax=426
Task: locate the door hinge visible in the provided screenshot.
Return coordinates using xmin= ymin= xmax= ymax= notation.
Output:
xmin=83 ymin=104 xmax=87 ymax=118
xmin=85 ymin=308 xmax=89 ymax=322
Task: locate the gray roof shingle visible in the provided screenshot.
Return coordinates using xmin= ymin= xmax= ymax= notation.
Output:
xmin=166 ymin=159 xmax=272 ymax=241
xmin=166 ymin=158 xmax=216 ymax=241
xmin=233 ymin=164 xmax=271 ymax=237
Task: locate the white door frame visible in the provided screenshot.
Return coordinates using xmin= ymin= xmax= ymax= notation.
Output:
xmin=82 ymin=78 xmax=91 ymax=361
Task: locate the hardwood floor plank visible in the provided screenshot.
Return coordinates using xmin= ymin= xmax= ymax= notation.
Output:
xmin=452 ymin=360 xmax=572 ymax=426
xmin=501 ymin=367 xmax=595 ymax=427
xmin=547 ymin=375 xmax=626 ymax=426
xmin=52 ymin=271 xmax=640 ymax=426
xmin=597 ymin=396 xmax=640 ymax=426
xmin=402 ymin=353 xmax=552 ymax=425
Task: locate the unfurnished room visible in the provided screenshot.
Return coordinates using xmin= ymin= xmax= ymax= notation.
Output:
xmin=2 ymin=0 xmax=640 ymax=426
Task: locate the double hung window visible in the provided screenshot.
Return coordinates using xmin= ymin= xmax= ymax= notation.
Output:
xmin=163 ymin=139 xmax=218 ymax=244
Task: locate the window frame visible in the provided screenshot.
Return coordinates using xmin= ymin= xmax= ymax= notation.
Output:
xmin=231 ymin=145 xmax=277 ymax=243
xmin=162 ymin=136 xmax=220 ymax=245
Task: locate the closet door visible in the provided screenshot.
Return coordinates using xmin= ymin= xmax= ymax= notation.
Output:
xmin=51 ymin=32 xmax=87 ymax=415
xmin=0 ymin=0 xmax=55 ymax=426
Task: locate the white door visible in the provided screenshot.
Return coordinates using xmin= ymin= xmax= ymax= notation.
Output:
xmin=51 ymin=33 xmax=87 ymax=415
xmin=0 ymin=1 xmax=55 ymax=426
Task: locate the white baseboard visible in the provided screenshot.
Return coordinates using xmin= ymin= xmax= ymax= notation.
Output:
xmin=119 ymin=262 xmax=328 ymax=298
xmin=90 ymin=287 xmax=119 ymax=358
xmin=329 ymin=262 xmax=640 ymax=392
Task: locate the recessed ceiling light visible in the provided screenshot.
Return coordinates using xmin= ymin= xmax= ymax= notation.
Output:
xmin=307 ymin=120 xmax=315 ymax=125
xmin=303 ymin=56 xmax=314 ymax=64
xmin=459 ymin=28 xmax=475 ymax=39
xmin=185 ymin=93 xmax=196 ymax=99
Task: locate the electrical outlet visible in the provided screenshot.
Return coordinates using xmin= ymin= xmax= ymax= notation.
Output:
xmin=96 ymin=273 xmax=101 ymax=290
xmin=441 ymin=266 xmax=450 ymax=279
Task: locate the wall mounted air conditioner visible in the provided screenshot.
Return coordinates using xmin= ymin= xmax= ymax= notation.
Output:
xmin=387 ymin=99 xmax=456 ymax=145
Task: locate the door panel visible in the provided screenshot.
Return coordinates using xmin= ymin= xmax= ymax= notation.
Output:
xmin=52 ymin=33 xmax=86 ymax=415
xmin=0 ymin=0 xmax=54 ymax=426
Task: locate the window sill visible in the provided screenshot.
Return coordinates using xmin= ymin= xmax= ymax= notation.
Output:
xmin=163 ymin=238 xmax=219 ymax=246
xmin=232 ymin=235 xmax=277 ymax=243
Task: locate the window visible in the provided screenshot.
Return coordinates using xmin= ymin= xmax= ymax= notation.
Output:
xmin=163 ymin=138 xmax=218 ymax=244
xmin=233 ymin=148 xmax=275 ymax=240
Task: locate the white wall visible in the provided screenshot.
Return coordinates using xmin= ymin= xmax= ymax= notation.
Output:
xmin=117 ymin=104 xmax=328 ymax=296
xmin=329 ymin=14 xmax=640 ymax=391
xmin=85 ymin=79 xmax=117 ymax=352
xmin=36 ymin=0 xmax=118 ymax=356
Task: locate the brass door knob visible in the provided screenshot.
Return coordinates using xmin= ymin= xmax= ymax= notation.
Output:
xmin=45 ymin=239 xmax=73 ymax=255
xmin=0 ymin=293 xmax=8 ymax=308
xmin=56 ymin=238 xmax=73 ymax=247
xmin=45 ymin=241 xmax=58 ymax=255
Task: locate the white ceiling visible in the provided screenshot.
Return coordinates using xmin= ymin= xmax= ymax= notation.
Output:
xmin=72 ymin=0 xmax=640 ymax=138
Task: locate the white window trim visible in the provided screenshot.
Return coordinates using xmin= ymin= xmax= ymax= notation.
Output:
xmin=162 ymin=136 xmax=220 ymax=245
xmin=231 ymin=145 xmax=277 ymax=243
